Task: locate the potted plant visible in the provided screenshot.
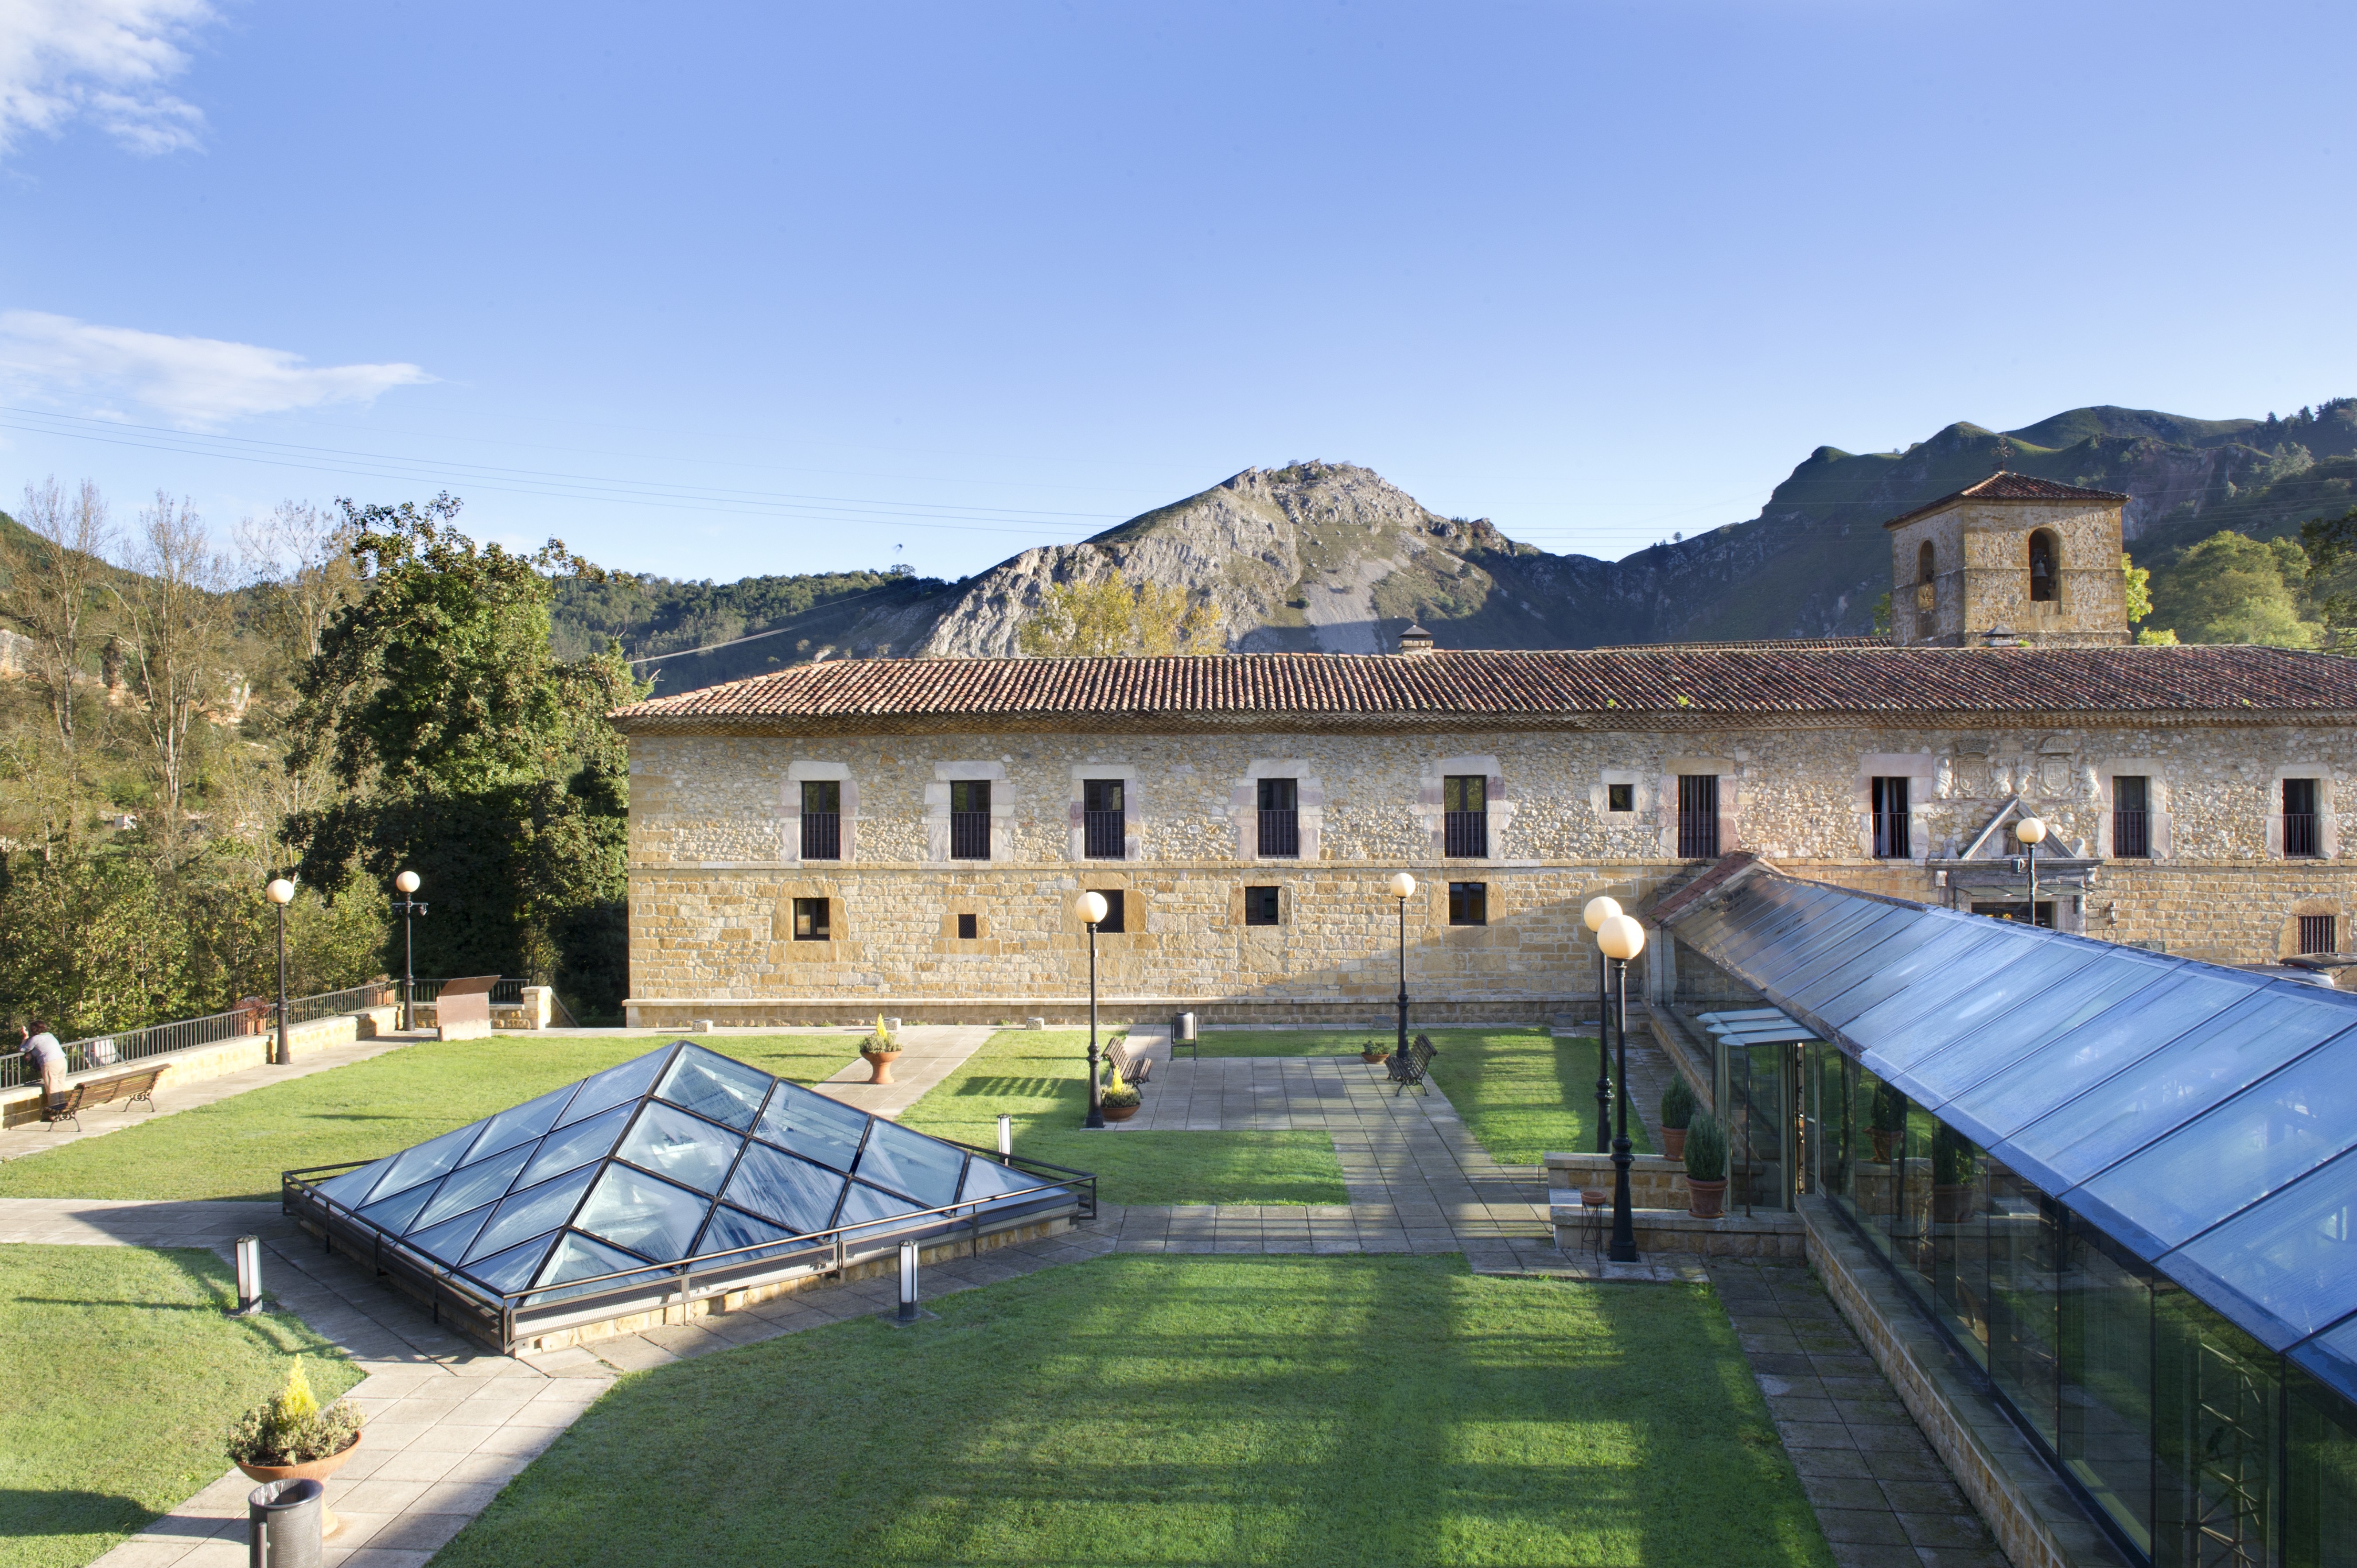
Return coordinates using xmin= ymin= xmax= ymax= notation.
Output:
xmin=1659 ymin=1076 xmax=1697 ymax=1161
xmin=228 ymin=1359 xmax=364 ymax=1534
xmin=1931 ymin=1124 xmax=1979 ymax=1224
xmin=1684 ymin=1112 xmax=1729 ymax=1219
xmin=860 ymin=1014 xmax=902 ymax=1084
xmin=1868 ymin=1081 xmax=1906 ymax=1164
xmin=1360 ymin=1039 xmax=1390 ymax=1064
xmin=1099 ymin=1068 xmax=1141 ymax=1122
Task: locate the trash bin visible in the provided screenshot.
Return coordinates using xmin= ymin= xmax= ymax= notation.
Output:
xmin=248 ymin=1478 xmax=324 ymax=1568
xmin=1175 ymin=1011 xmax=1197 ymax=1043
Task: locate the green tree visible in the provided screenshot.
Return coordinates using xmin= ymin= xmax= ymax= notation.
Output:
xmin=2144 ymin=532 xmax=2321 ymax=648
xmin=285 ymin=497 xmax=646 ymax=1021
xmin=1015 ymin=573 xmax=1223 ymax=657
xmin=2297 ymin=505 xmax=2357 ymax=652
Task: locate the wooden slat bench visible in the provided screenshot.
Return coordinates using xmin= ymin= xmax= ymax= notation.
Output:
xmin=1388 ymin=1033 xmax=1437 ymax=1096
xmin=1104 ymin=1036 xmax=1154 ymax=1089
xmin=45 ymin=1065 xmax=163 ymax=1131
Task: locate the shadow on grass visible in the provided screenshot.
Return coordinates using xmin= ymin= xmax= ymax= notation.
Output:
xmin=0 ymin=1487 xmax=156 ymax=1540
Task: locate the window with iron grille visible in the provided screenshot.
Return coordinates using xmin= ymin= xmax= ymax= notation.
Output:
xmin=1871 ymin=776 xmax=1911 ymax=860
xmin=949 ymin=780 xmax=992 ymax=860
xmin=1086 ymin=890 xmax=1125 ymax=933
xmin=1082 ymin=778 xmax=1125 ymax=859
xmin=800 ymin=780 xmax=840 ymax=861
xmin=957 ymin=913 xmax=977 ymax=939
xmin=2285 ymin=777 xmax=2323 ymax=858
xmin=1244 ymin=885 xmax=1280 ymax=926
xmin=1443 ymin=774 xmax=1488 ymax=858
xmin=1257 ymin=777 xmax=1299 ymax=857
xmin=2112 ymin=775 xmax=2151 ymax=859
xmin=2300 ymin=915 xmax=2337 ymax=955
xmin=1448 ymin=881 xmax=1487 ymax=926
xmin=1677 ymin=774 xmax=1720 ymax=858
xmin=1606 ymin=782 xmax=1634 ymax=813
xmin=792 ymin=897 xmax=830 ymax=941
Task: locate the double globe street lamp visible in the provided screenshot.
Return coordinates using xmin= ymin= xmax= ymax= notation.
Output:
xmin=1583 ymin=895 xmax=1622 ymax=1154
xmin=393 ymin=870 xmax=429 ymax=1031
xmin=265 ymin=877 xmax=296 ymax=1066
xmin=1075 ymin=890 xmax=1109 ymax=1129
xmin=1596 ymin=910 xmax=1649 ymax=1263
xmin=1389 ymin=871 xmax=1416 ymax=1063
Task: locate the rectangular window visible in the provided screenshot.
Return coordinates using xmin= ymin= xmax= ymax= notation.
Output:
xmin=1088 ymin=890 xmax=1125 ymax=934
xmin=791 ymin=897 xmax=830 ymax=941
xmin=1972 ymin=900 xmax=2055 ymax=929
xmin=1082 ymin=778 xmax=1125 ymax=860
xmin=1244 ymin=885 xmax=1280 ymax=926
xmin=1871 ymin=776 xmax=1912 ymax=860
xmin=2300 ymin=914 xmax=2336 ymax=955
xmin=2285 ymin=777 xmax=2322 ymax=858
xmin=1677 ymin=773 xmax=1720 ymax=858
xmin=2112 ymin=775 xmax=2151 ymax=859
xmin=1443 ymin=774 xmax=1488 ymax=858
xmin=1257 ymin=777 xmax=1299 ymax=857
xmin=1606 ymin=782 xmax=1634 ymax=813
xmin=957 ymin=912 xmax=977 ymax=940
xmin=1447 ymin=881 xmax=1486 ymax=926
xmin=800 ymin=780 xmax=841 ymax=861
xmin=949 ymin=779 xmax=992 ymax=861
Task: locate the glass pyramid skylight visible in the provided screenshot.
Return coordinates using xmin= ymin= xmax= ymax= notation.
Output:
xmin=290 ymin=1042 xmax=1073 ymax=1319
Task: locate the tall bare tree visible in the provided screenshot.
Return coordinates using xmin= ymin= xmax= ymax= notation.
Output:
xmin=113 ymin=492 xmax=238 ymax=829
xmin=0 ymin=478 xmax=113 ymax=847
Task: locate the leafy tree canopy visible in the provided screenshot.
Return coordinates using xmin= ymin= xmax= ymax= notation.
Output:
xmin=1015 ymin=574 xmax=1223 ymax=658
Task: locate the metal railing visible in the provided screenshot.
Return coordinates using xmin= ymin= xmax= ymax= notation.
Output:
xmin=1082 ymin=809 xmax=1125 ymax=859
xmin=4 ymin=980 xmax=395 ymax=1092
xmin=2284 ymin=812 xmax=2324 ymax=858
xmin=801 ymin=811 xmax=840 ymax=861
xmin=2112 ymin=808 xmax=2151 ymax=859
xmin=1443 ymin=810 xmax=1488 ymax=858
xmin=284 ymin=1139 xmax=1097 ymax=1352
xmin=949 ymin=810 xmax=991 ymax=860
xmin=1872 ymin=813 xmax=1911 ymax=861
xmin=406 ymin=978 xmax=529 ymax=1006
xmin=1257 ymin=807 xmax=1299 ymax=857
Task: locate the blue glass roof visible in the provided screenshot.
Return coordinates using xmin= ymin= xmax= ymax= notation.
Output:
xmin=1661 ymin=869 xmax=2357 ymax=1392
xmin=305 ymin=1041 xmax=1050 ymax=1308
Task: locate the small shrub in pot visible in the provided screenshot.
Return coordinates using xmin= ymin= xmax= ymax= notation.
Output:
xmin=1659 ymin=1077 xmax=1697 ymax=1160
xmin=1683 ymin=1112 xmax=1729 ymax=1219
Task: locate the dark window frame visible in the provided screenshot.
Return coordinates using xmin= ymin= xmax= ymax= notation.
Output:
xmin=949 ymin=779 xmax=992 ymax=861
xmin=800 ymin=779 xmax=841 ymax=862
xmin=2299 ymin=914 xmax=2337 ymax=956
xmin=1606 ymin=782 xmax=1634 ymax=813
xmin=2112 ymin=775 xmax=2151 ymax=859
xmin=1086 ymin=889 xmax=1126 ymax=934
xmin=2028 ymin=529 xmax=2059 ymax=603
xmin=1443 ymin=773 xmax=1488 ymax=858
xmin=957 ymin=912 xmax=978 ymax=940
xmin=1871 ymin=776 xmax=1912 ymax=860
xmin=791 ymin=897 xmax=831 ymax=942
xmin=1257 ymin=777 xmax=1299 ymax=858
xmin=1244 ymin=885 xmax=1280 ymax=927
xmin=1677 ymin=773 xmax=1721 ymax=859
xmin=1447 ymin=881 xmax=1487 ymax=927
xmin=2285 ymin=776 xmax=2323 ymax=859
xmin=1082 ymin=777 xmax=1126 ymax=860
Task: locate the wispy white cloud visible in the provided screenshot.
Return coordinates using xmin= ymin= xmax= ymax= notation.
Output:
xmin=0 ymin=310 xmax=435 ymax=427
xmin=0 ymin=0 xmax=218 ymax=157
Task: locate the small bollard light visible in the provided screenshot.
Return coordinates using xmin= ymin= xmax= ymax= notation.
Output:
xmin=233 ymin=1234 xmax=262 ymax=1316
xmin=897 ymin=1239 xmax=920 ymax=1324
xmin=997 ymin=1114 xmax=1012 ymax=1156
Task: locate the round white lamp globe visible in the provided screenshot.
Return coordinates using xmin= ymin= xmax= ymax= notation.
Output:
xmin=265 ymin=878 xmax=296 ymax=906
xmin=1598 ymin=912 xmax=1647 ymax=962
xmin=395 ymin=870 xmax=421 ymax=894
xmin=2015 ymin=816 xmax=2048 ymax=846
xmin=1074 ymin=890 xmax=1109 ymax=926
xmin=1583 ymin=895 xmax=1622 ymax=932
xmin=1388 ymin=872 xmax=1416 ymax=900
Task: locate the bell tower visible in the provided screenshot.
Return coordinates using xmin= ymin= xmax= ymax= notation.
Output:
xmin=1883 ymin=473 xmax=2132 ymax=648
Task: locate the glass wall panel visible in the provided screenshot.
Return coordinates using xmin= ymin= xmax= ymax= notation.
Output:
xmin=1748 ymin=904 xmax=1905 ymax=994
xmin=1850 ymin=940 xmax=2094 ymax=1074
xmin=2287 ymin=1366 xmax=2357 ymax=1568
xmin=1988 ymin=1158 xmax=2062 ymax=1450
xmin=1871 ymin=944 xmax=2133 ymax=1089
xmin=1729 ymin=1041 xmax=1790 ymax=1213
xmin=2168 ymin=1145 xmax=2357 ymax=1349
xmin=1844 ymin=1065 xmax=1905 ymax=1273
xmin=2154 ymin=1289 xmax=2277 ymax=1568
xmin=1933 ymin=1124 xmax=1991 ymax=1370
xmin=1898 ymin=1090 xmax=1937 ymax=1300
xmin=1787 ymin=916 xmax=1957 ymax=1017
xmin=1903 ymin=948 xmax=2186 ymax=1110
xmin=2060 ymin=1222 xmax=2155 ymax=1556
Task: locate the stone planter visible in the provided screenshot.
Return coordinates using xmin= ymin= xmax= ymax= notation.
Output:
xmin=1686 ymin=1178 xmax=1728 ymax=1219
xmin=862 ymin=1048 xmax=902 ymax=1085
xmin=1101 ymin=1102 xmax=1140 ymax=1122
xmin=234 ymin=1433 xmax=360 ymax=1536
xmin=1661 ymin=1127 xmax=1688 ymax=1161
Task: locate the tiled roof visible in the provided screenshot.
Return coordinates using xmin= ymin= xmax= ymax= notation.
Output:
xmin=609 ymin=644 xmax=2357 ymax=731
xmin=1881 ymin=471 xmax=2130 ymax=530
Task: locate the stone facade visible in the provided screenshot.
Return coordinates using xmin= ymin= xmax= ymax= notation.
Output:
xmin=1888 ymin=483 xmax=2132 ymax=648
xmin=622 ymin=719 xmax=2357 ymax=1025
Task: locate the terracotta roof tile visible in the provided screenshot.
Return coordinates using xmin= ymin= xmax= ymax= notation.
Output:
xmin=609 ymin=644 xmax=2357 ymax=730
xmin=1881 ymin=470 xmax=2130 ymax=529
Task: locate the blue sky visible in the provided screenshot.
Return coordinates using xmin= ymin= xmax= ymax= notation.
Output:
xmin=3 ymin=0 xmax=2351 ymax=582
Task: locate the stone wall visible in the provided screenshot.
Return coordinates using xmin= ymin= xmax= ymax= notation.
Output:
xmin=626 ymin=720 xmax=2357 ymax=1017
xmin=1889 ymin=499 xmax=2131 ymax=648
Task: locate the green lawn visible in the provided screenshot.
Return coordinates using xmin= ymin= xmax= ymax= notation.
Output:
xmin=0 ymin=1035 xmax=863 ymax=1201
xmin=1188 ymin=1030 xmax=1651 ymax=1164
xmin=0 ymin=1245 xmax=362 ymax=1568
xmin=900 ymin=1030 xmax=1347 ymax=1206
xmin=434 ymin=1254 xmax=1831 ymax=1568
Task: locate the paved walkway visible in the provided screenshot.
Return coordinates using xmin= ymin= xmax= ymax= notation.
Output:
xmin=0 ymin=1034 xmax=426 ymax=1164
xmin=811 ymin=1024 xmax=993 ymax=1118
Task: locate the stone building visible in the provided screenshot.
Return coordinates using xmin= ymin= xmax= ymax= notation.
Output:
xmin=611 ymin=477 xmax=2357 ymax=1028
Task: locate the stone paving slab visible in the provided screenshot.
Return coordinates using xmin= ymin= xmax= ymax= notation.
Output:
xmin=812 ymin=1024 xmax=994 ymax=1118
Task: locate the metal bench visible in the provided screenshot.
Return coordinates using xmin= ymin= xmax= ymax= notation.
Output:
xmin=1389 ymin=1033 xmax=1438 ymax=1095
xmin=46 ymin=1065 xmax=163 ymax=1131
xmin=1104 ymin=1036 xmax=1154 ymax=1089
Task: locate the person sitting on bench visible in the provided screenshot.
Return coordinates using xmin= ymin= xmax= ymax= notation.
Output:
xmin=16 ymin=1020 xmax=66 ymax=1119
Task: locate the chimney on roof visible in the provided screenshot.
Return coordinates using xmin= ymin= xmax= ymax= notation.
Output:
xmin=1396 ymin=622 xmax=1435 ymax=656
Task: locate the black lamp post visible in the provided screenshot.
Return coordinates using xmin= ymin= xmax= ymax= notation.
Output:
xmin=2015 ymin=815 xmax=2047 ymax=926
xmin=393 ymin=870 xmax=428 ymax=1031
xmin=265 ymin=877 xmax=296 ymax=1065
xmin=1077 ymin=890 xmax=1108 ymax=1128
xmin=1584 ymin=895 xmax=1621 ymax=1154
xmin=1389 ymin=872 xmax=1416 ymax=1060
xmin=1599 ymin=911 xmax=1648 ymax=1263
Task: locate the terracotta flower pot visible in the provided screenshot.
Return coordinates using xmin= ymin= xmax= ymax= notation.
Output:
xmin=1662 ymin=1127 xmax=1688 ymax=1161
xmin=1686 ymin=1178 xmax=1728 ymax=1219
xmin=862 ymin=1048 xmax=901 ymax=1085
xmin=1361 ymin=1050 xmax=1389 ymax=1064
xmin=234 ymin=1433 xmax=360 ymax=1536
xmin=1932 ymin=1183 xmax=1975 ymax=1224
xmin=1101 ymin=1102 xmax=1140 ymax=1122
